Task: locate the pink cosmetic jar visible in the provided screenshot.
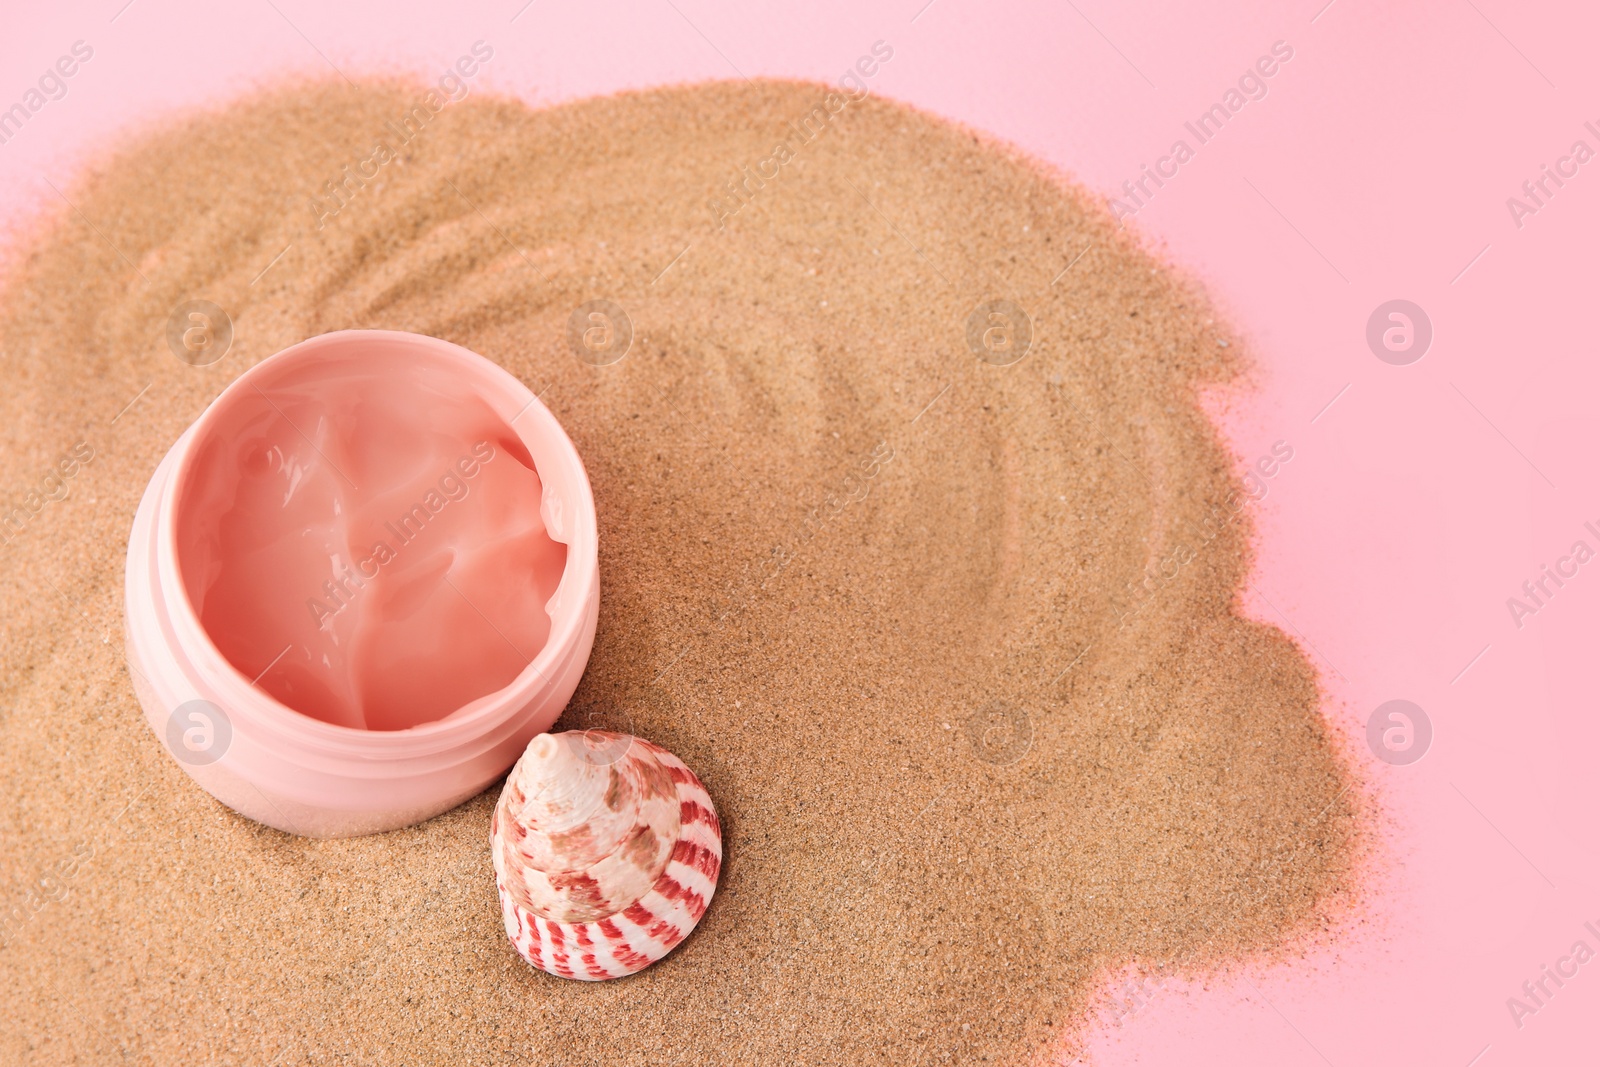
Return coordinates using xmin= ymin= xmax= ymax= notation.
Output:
xmin=123 ymin=330 xmax=599 ymax=837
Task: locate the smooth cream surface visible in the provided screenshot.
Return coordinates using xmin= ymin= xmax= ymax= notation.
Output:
xmin=177 ymin=356 xmax=566 ymax=730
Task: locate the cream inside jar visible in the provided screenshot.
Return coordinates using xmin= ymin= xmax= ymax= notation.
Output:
xmin=175 ymin=348 xmax=567 ymax=732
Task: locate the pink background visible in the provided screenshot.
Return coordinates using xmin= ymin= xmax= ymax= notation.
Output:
xmin=5 ymin=1 xmax=1598 ymax=1063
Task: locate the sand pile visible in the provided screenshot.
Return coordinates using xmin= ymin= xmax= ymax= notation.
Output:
xmin=0 ymin=80 xmax=1354 ymax=1065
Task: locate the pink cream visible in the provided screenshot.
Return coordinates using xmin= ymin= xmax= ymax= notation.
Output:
xmin=174 ymin=351 xmax=567 ymax=732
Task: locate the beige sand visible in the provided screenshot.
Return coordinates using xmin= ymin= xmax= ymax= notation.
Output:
xmin=0 ymin=80 xmax=1355 ymax=1065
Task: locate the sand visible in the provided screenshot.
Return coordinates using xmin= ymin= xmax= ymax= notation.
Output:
xmin=0 ymin=80 xmax=1356 ymax=1065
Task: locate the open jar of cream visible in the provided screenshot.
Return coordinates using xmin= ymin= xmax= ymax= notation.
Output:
xmin=124 ymin=330 xmax=599 ymax=837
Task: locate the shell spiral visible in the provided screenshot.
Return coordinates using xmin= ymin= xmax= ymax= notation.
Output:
xmin=490 ymin=730 xmax=723 ymax=980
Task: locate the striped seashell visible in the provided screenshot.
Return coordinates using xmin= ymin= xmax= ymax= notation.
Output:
xmin=490 ymin=730 xmax=723 ymax=980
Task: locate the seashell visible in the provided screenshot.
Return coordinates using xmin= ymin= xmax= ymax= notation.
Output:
xmin=490 ymin=730 xmax=723 ymax=980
